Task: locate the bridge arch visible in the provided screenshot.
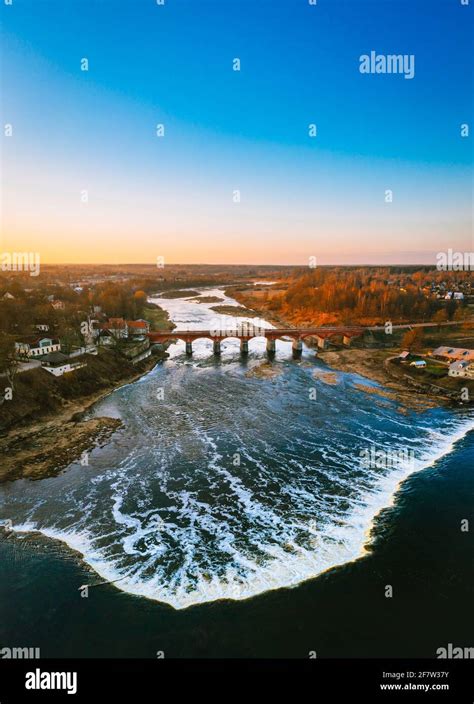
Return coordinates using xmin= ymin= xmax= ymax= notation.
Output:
xmin=147 ymin=325 xmax=366 ymax=356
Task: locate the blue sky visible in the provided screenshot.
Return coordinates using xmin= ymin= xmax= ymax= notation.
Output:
xmin=1 ymin=0 xmax=473 ymax=264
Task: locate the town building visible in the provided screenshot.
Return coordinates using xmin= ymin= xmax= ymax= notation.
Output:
xmin=100 ymin=318 xmax=128 ymax=338
xmin=126 ymin=319 xmax=150 ymax=336
xmin=41 ymin=352 xmax=87 ymax=377
xmin=410 ymin=360 xmax=427 ymax=368
xmin=96 ymin=329 xmax=115 ymax=345
xmin=97 ymin=318 xmax=150 ymax=343
xmin=431 ymin=347 xmax=474 ymax=363
xmin=15 ymin=337 xmax=61 ymax=358
xmin=448 ymin=360 xmax=474 ymax=378
xmin=444 ymin=292 xmax=464 ymax=301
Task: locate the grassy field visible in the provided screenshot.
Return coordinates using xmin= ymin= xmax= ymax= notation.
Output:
xmin=404 ymin=355 xmax=447 ymax=377
xmin=423 ymin=360 xmax=447 ymax=377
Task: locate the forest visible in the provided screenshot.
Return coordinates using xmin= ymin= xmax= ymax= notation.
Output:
xmin=259 ymin=268 xmax=472 ymax=326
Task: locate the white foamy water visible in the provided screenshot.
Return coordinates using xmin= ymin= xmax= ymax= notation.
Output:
xmin=153 ymin=286 xmax=278 ymax=360
xmin=1 ymin=287 xmax=473 ymax=609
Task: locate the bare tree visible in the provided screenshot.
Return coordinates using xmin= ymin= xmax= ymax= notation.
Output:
xmin=0 ymin=335 xmax=19 ymax=391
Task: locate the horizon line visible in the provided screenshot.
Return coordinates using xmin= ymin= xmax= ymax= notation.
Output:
xmin=15 ymin=261 xmax=447 ymax=269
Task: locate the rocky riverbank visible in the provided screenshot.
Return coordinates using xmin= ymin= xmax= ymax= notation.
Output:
xmin=317 ymin=348 xmax=460 ymax=411
xmin=0 ymin=351 xmax=165 ymax=483
xmin=0 ymin=416 xmax=123 ymax=483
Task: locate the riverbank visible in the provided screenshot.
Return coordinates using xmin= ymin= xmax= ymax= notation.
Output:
xmin=318 ymin=348 xmax=474 ymax=410
xmin=0 ymin=351 xmax=165 ymax=483
xmin=0 ymin=294 xmax=176 ymax=484
xmin=318 ymin=348 xmax=440 ymax=411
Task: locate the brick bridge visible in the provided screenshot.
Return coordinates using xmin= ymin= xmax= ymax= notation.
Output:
xmin=147 ymin=326 xmax=366 ymax=355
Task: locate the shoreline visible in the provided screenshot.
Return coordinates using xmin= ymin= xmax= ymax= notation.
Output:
xmin=316 ymin=348 xmax=473 ymax=410
xmin=0 ymin=353 xmax=164 ymax=484
xmin=316 ymin=348 xmax=441 ymax=411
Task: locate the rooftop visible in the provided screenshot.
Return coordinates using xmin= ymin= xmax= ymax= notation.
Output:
xmin=103 ymin=318 xmax=127 ymax=328
xmin=431 ymin=347 xmax=474 ymax=362
xmin=16 ymin=336 xmax=59 ymax=346
xmin=41 ymin=352 xmax=69 ymax=365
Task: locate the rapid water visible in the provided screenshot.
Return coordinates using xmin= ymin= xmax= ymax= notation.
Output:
xmin=1 ymin=287 xmax=472 ymax=609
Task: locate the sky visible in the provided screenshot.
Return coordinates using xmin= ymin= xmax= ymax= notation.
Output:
xmin=1 ymin=0 xmax=473 ymax=265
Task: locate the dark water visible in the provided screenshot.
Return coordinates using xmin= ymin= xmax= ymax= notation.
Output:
xmin=0 ymin=430 xmax=473 ymax=658
xmin=0 ymin=289 xmax=473 ymax=657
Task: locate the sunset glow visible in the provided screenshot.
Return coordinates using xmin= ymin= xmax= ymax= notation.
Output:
xmin=1 ymin=0 xmax=472 ymax=264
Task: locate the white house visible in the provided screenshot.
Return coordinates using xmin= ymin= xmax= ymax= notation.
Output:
xmin=410 ymin=360 xmax=427 ymax=368
xmin=15 ymin=337 xmax=61 ymax=358
xmin=449 ymin=360 xmax=474 ymax=378
xmin=444 ymin=292 xmax=464 ymax=301
xmin=41 ymin=352 xmax=87 ymax=377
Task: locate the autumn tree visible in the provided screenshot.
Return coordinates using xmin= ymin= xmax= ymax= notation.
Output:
xmin=401 ymin=328 xmax=424 ymax=351
xmin=133 ymin=290 xmax=147 ymax=316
